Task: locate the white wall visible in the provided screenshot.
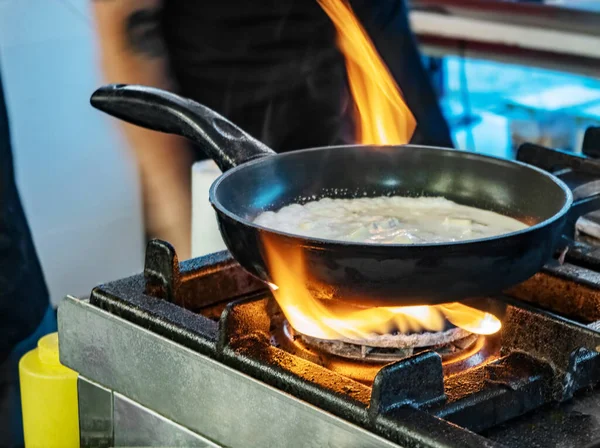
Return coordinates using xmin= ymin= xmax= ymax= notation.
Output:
xmin=0 ymin=0 xmax=144 ymax=305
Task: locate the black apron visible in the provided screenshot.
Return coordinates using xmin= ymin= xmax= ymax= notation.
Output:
xmin=0 ymin=62 xmax=50 ymax=364
xmin=161 ymin=0 xmax=453 ymax=158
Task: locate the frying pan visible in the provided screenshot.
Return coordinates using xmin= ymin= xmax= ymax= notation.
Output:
xmin=91 ymin=84 xmax=575 ymax=307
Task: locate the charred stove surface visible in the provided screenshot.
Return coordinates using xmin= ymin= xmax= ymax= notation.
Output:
xmin=485 ymin=389 xmax=600 ymax=448
xmin=434 ymin=353 xmax=554 ymax=433
xmin=501 ymin=301 xmax=600 ymax=401
xmin=96 ymin=263 xmax=600 ymax=441
xmin=422 ymin=301 xmax=600 ymax=434
xmin=508 ymin=261 xmax=600 ymax=322
xmin=144 ymin=240 xmax=264 ymax=310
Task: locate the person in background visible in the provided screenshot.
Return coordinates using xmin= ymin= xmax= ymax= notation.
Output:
xmin=0 ymin=61 xmax=57 ymax=447
xmin=92 ymin=0 xmax=452 ymax=260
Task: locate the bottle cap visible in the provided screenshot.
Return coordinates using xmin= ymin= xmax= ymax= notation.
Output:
xmin=37 ymin=332 xmax=61 ymax=366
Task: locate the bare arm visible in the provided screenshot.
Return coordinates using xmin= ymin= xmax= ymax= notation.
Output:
xmin=92 ymin=0 xmax=193 ymax=259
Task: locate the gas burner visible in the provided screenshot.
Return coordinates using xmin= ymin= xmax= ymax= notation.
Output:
xmin=283 ymin=320 xmax=479 ymax=363
xmin=307 ymin=323 xmax=472 ymax=349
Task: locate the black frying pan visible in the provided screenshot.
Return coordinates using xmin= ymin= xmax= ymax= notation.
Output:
xmin=91 ymin=84 xmax=574 ymax=307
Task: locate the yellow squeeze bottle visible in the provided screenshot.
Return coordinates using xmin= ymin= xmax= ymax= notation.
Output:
xmin=19 ymin=332 xmax=79 ymax=448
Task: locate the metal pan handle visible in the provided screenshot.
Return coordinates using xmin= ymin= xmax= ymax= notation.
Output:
xmin=90 ymin=84 xmax=276 ymax=172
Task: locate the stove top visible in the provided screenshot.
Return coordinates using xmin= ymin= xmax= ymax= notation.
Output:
xmin=58 ymin=127 xmax=600 ymax=448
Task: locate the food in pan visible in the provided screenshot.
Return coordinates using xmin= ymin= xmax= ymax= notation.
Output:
xmin=253 ymin=196 xmax=528 ymax=244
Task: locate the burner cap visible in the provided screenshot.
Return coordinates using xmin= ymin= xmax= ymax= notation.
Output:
xmin=287 ymin=322 xmax=477 ymax=362
xmin=331 ymin=326 xmax=472 ymax=348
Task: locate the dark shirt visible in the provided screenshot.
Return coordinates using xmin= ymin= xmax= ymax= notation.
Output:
xmin=160 ymin=0 xmax=453 ymax=156
xmin=0 ymin=63 xmax=50 ymax=363
xmin=162 ymin=0 xmax=352 ymax=154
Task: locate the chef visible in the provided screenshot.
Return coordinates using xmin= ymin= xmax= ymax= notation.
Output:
xmin=91 ymin=0 xmax=452 ymax=260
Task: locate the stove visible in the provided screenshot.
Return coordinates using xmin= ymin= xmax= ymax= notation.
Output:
xmin=59 ymin=127 xmax=600 ymax=448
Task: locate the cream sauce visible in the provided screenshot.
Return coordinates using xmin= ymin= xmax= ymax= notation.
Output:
xmin=253 ymin=196 xmax=528 ymax=244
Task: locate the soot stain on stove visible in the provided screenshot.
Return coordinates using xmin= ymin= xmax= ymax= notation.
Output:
xmin=508 ymin=271 xmax=600 ymax=323
xmin=484 ymin=394 xmax=600 ymax=448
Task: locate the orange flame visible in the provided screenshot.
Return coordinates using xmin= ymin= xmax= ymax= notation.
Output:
xmin=264 ymin=236 xmax=501 ymax=341
xmin=318 ymin=0 xmax=416 ymax=144
xmin=261 ymin=1 xmax=501 ymax=341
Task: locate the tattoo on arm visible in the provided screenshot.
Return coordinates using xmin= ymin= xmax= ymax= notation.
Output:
xmin=125 ymin=8 xmax=166 ymax=58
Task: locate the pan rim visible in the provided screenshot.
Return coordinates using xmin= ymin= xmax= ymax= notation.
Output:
xmin=208 ymin=144 xmax=573 ymax=249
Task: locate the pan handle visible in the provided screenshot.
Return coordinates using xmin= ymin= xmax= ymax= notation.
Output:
xmin=90 ymin=84 xmax=276 ymax=172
